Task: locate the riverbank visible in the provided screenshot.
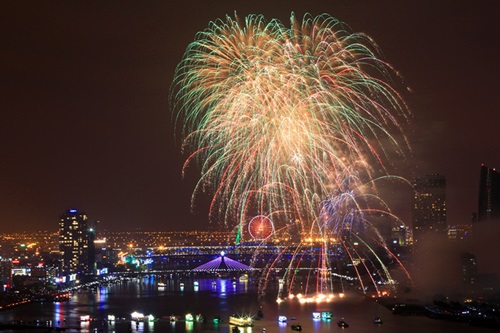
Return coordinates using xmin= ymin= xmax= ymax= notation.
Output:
xmin=377 ymin=295 xmax=500 ymax=330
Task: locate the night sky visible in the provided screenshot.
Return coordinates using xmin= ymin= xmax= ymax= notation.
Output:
xmin=1 ymin=1 xmax=499 ymax=232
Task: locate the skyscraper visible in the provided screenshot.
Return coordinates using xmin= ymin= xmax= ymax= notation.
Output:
xmin=412 ymin=174 xmax=447 ymax=243
xmin=460 ymin=252 xmax=477 ymax=286
xmin=59 ymin=209 xmax=91 ymax=275
xmin=478 ymin=164 xmax=500 ymax=223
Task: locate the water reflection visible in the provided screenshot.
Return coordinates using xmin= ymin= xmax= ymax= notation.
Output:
xmin=220 ymin=279 xmax=227 ymax=294
xmin=185 ymin=320 xmax=194 ymax=331
xmin=53 ymin=300 xmax=63 ymax=325
xmin=231 ymin=325 xmax=253 ymax=333
xmin=0 ymin=276 xmax=487 ymax=333
xmin=80 ymin=320 xmax=90 ymax=331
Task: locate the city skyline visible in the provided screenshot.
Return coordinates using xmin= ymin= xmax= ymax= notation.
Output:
xmin=1 ymin=1 xmax=500 ymax=232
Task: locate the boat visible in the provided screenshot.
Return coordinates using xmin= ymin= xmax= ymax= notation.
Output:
xmin=80 ymin=315 xmax=90 ymax=322
xmin=321 ymin=311 xmax=333 ymax=320
xmin=169 ymin=315 xmax=177 ymax=322
xmin=239 ymin=274 xmax=249 ymax=282
xmin=229 ymin=315 xmax=253 ymax=327
xmin=291 ymin=324 xmax=302 ymax=331
xmin=337 ymin=319 xmax=349 ymax=328
xmin=373 ymin=317 xmax=383 ymax=324
xmin=158 ymin=282 xmax=166 ymax=288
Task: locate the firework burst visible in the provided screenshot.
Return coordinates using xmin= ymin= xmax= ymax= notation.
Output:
xmin=172 ymin=12 xmax=409 ymax=228
xmin=172 ymin=12 xmax=412 ymax=295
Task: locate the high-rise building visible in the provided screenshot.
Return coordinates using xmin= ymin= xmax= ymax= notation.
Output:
xmin=478 ymin=164 xmax=500 ymax=223
xmin=87 ymin=227 xmax=96 ymax=273
xmin=59 ymin=209 xmax=93 ymax=275
xmin=460 ymin=252 xmax=477 ymax=286
xmin=412 ymin=174 xmax=447 ymax=243
xmin=0 ymin=259 xmax=12 ymax=289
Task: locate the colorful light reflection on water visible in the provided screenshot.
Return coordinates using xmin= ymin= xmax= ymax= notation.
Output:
xmin=0 ymin=277 xmax=490 ymax=333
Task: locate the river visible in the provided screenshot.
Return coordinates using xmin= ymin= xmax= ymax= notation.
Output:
xmin=0 ymin=275 xmax=493 ymax=333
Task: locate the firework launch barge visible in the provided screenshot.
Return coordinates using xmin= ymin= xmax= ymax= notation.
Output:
xmin=229 ymin=315 xmax=253 ymax=327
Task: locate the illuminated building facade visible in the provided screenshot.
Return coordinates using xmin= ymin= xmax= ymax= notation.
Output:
xmin=478 ymin=164 xmax=500 ymax=223
xmin=412 ymin=174 xmax=447 ymax=243
xmin=0 ymin=259 xmax=12 ymax=290
xmin=447 ymin=224 xmax=471 ymax=240
xmin=59 ymin=209 xmax=92 ymax=275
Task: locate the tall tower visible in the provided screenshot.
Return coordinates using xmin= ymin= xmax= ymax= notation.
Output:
xmin=59 ymin=209 xmax=90 ymax=275
xmin=412 ymin=174 xmax=447 ymax=244
xmin=478 ymin=164 xmax=500 ymax=223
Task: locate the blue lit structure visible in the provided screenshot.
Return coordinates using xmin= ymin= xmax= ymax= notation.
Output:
xmin=191 ymin=251 xmax=253 ymax=271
